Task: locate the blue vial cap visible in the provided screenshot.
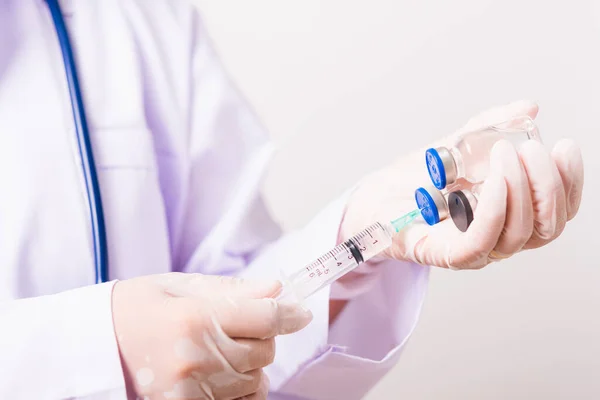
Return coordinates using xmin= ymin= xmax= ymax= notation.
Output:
xmin=425 ymin=148 xmax=447 ymax=190
xmin=415 ymin=187 xmax=441 ymax=226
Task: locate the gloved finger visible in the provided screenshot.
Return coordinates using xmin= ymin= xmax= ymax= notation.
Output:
xmin=550 ymin=139 xmax=584 ymax=220
xmin=519 ymin=140 xmax=568 ymax=249
xmin=409 ymin=167 xmax=507 ymax=269
xmin=446 ymin=164 xmax=508 ymax=269
xmin=236 ymin=373 xmax=269 ymax=400
xmin=458 ymin=99 xmax=539 ymax=134
xmin=487 ymin=140 xmax=534 ymax=257
xmin=209 ymin=297 xmax=312 ymax=339
xmin=212 ymin=368 xmax=264 ymax=400
xmin=162 ymin=274 xmax=282 ymax=300
xmin=222 ymin=338 xmax=275 ymax=373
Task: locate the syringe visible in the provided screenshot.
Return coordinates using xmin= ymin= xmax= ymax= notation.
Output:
xmin=276 ymin=208 xmax=423 ymax=303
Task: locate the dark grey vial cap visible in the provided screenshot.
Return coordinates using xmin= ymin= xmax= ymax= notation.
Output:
xmin=448 ymin=190 xmax=475 ymax=232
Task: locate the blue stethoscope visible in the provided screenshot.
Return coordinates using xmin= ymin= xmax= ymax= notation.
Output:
xmin=46 ymin=0 xmax=109 ymax=284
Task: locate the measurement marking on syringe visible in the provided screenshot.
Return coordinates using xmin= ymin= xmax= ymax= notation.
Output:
xmin=278 ymin=211 xmax=421 ymax=303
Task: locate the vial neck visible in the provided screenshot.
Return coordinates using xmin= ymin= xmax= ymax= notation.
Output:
xmin=449 ymin=147 xmax=465 ymax=180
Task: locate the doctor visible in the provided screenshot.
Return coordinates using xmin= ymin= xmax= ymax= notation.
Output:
xmin=0 ymin=1 xmax=584 ymax=399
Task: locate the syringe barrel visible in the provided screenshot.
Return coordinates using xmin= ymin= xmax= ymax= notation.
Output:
xmin=277 ymin=221 xmax=396 ymax=303
xmin=347 ymin=221 xmax=396 ymax=262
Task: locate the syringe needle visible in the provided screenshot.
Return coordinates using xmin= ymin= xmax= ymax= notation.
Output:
xmin=390 ymin=208 xmax=423 ymax=232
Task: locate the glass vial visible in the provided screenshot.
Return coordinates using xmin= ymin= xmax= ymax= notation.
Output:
xmin=425 ymin=115 xmax=541 ymax=190
xmin=415 ymin=185 xmax=482 ymax=232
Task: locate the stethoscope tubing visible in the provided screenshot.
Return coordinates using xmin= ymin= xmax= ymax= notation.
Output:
xmin=45 ymin=0 xmax=109 ymax=284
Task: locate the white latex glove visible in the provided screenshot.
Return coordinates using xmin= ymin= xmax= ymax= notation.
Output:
xmin=112 ymin=273 xmax=312 ymax=400
xmin=339 ymin=100 xmax=584 ymax=273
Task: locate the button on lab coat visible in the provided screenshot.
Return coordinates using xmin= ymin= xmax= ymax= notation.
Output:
xmin=0 ymin=1 xmax=429 ymax=399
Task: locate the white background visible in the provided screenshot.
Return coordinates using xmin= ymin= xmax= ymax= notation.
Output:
xmin=194 ymin=1 xmax=599 ymax=398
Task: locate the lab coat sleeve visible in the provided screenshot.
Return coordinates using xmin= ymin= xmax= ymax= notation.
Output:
xmin=0 ymin=282 xmax=127 ymax=399
xmin=176 ymin=7 xmax=430 ymax=400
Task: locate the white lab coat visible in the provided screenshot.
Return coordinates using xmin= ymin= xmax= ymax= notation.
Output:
xmin=0 ymin=1 xmax=429 ymax=398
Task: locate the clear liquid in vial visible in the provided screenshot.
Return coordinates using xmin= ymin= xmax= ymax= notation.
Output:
xmin=452 ymin=116 xmax=540 ymax=184
xmin=426 ymin=115 xmax=541 ymax=189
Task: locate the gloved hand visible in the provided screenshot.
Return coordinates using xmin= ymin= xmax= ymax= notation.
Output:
xmin=339 ymin=100 xmax=584 ymax=275
xmin=112 ymin=273 xmax=312 ymax=400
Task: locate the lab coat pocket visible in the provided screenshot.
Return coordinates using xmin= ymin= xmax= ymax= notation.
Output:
xmin=90 ymin=127 xmax=171 ymax=278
